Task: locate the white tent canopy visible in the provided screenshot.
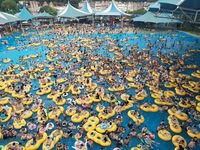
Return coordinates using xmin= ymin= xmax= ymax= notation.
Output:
xmin=0 ymin=12 xmax=21 ymax=24
xmin=58 ymin=2 xmax=91 ymax=18
xmin=95 ymin=0 xmax=131 ymax=16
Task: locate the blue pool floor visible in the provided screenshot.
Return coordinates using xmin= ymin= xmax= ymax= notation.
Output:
xmin=0 ymin=28 xmax=200 ymax=150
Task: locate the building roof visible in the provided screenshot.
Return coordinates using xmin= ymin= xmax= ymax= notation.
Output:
xmin=58 ymin=2 xmax=91 ymax=18
xmin=34 ymin=11 xmax=53 ymax=18
xmin=159 ymin=0 xmax=200 ymax=12
xmin=147 ymin=2 xmax=160 ymax=11
xmin=95 ymin=0 xmax=131 ymax=16
xmin=159 ymin=0 xmax=184 ymax=6
xmin=81 ymin=0 xmax=94 ymax=14
xmin=147 ymin=0 xmax=200 ymax=24
xmin=133 ymin=11 xmax=182 ymax=24
xmin=180 ymin=0 xmax=200 ymax=10
xmin=0 ymin=12 xmax=21 ymax=24
xmin=15 ymin=6 xmax=34 ymax=21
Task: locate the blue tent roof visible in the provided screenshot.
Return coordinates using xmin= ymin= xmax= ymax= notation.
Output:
xmin=95 ymin=0 xmax=131 ymax=16
xmin=81 ymin=0 xmax=94 ymax=14
xmin=133 ymin=11 xmax=182 ymax=24
xmin=15 ymin=6 xmax=34 ymax=21
xmin=58 ymin=2 xmax=91 ymax=18
xmin=34 ymin=11 xmax=53 ymax=18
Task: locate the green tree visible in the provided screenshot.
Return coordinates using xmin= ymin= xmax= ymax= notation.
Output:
xmin=69 ymin=0 xmax=81 ymax=8
xmin=132 ymin=8 xmax=147 ymax=17
xmin=93 ymin=0 xmax=156 ymax=2
xmin=1 ymin=0 xmax=18 ymax=14
xmin=32 ymin=0 xmax=80 ymax=8
xmin=39 ymin=6 xmax=57 ymax=16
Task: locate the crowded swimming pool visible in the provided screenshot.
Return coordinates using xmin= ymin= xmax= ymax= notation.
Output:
xmin=0 ymin=26 xmax=200 ymax=150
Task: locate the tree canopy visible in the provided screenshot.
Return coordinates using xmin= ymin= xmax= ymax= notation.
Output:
xmin=69 ymin=0 xmax=81 ymax=8
xmin=0 ymin=0 xmax=18 ymax=14
xmin=33 ymin=0 xmax=156 ymax=8
xmin=39 ymin=6 xmax=57 ymax=16
xmin=0 ymin=0 xmax=156 ymax=15
xmin=92 ymin=0 xmax=156 ymax=2
xmin=132 ymin=7 xmax=147 ymax=17
xmin=35 ymin=0 xmax=81 ymax=8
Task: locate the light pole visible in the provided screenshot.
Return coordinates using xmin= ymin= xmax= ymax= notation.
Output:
xmin=92 ymin=13 xmax=95 ymax=29
xmin=121 ymin=14 xmax=123 ymax=29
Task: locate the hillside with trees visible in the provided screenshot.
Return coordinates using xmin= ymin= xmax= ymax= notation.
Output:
xmin=39 ymin=6 xmax=57 ymax=15
xmin=0 ymin=0 xmax=18 ymax=14
xmin=93 ymin=0 xmax=156 ymax=1
xmin=0 ymin=0 xmax=156 ymax=14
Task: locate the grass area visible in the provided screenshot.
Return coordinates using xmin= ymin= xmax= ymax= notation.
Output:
xmin=180 ymin=30 xmax=200 ymax=37
xmin=187 ymin=30 xmax=200 ymax=36
xmin=181 ymin=24 xmax=200 ymax=37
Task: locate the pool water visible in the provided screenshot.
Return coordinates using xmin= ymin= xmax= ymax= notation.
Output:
xmin=0 ymin=28 xmax=200 ymax=150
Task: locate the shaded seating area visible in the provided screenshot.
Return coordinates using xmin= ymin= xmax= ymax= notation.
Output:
xmin=133 ymin=11 xmax=182 ymax=24
xmin=34 ymin=11 xmax=54 ymax=25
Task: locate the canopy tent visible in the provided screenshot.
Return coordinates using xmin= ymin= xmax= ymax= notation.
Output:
xmin=133 ymin=11 xmax=182 ymax=24
xmin=58 ymin=2 xmax=91 ymax=18
xmin=0 ymin=11 xmax=21 ymax=24
xmin=15 ymin=6 xmax=34 ymax=21
xmin=95 ymin=0 xmax=131 ymax=16
xmin=81 ymin=0 xmax=94 ymax=14
xmin=34 ymin=11 xmax=53 ymax=18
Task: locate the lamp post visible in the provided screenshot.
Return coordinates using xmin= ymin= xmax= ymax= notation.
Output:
xmin=9 ymin=23 xmax=12 ymax=32
xmin=92 ymin=13 xmax=95 ymax=29
xmin=121 ymin=14 xmax=123 ymax=29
